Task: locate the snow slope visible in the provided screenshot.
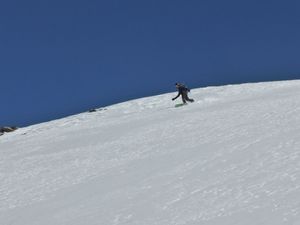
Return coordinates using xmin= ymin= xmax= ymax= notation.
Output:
xmin=1 ymin=80 xmax=300 ymax=225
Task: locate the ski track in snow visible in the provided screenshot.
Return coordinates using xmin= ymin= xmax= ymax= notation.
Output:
xmin=1 ymin=80 xmax=300 ymax=225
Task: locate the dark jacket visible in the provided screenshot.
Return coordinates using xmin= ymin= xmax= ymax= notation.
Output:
xmin=172 ymin=85 xmax=190 ymax=100
xmin=177 ymin=85 xmax=190 ymax=94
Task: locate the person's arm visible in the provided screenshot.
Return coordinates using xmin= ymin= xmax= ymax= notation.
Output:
xmin=172 ymin=92 xmax=180 ymax=100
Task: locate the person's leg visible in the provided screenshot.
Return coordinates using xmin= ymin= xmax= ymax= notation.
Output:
xmin=183 ymin=92 xmax=193 ymax=103
xmin=181 ymin=94 xmax=187 ymax=103
xmin=187 ymin=97 xmax=194 ymax=102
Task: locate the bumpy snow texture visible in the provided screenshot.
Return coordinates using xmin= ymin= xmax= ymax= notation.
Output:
xmin=1 ymin=80 xmax=300 ymax=225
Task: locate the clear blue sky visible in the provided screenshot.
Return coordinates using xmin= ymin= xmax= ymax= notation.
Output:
xmin=1 ymin=0 xmax=300 ymax=127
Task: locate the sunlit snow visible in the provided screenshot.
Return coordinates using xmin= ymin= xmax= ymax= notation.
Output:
xmin=1 ymin=80 xmax=300 ymax=225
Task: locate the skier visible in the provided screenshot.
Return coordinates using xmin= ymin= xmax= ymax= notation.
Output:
xmin=172 ymin=83 xmax=194 ymax=104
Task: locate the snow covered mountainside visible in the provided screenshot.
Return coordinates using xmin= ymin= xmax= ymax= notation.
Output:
xmin=1 ymin=80 xmax=300 ymax=225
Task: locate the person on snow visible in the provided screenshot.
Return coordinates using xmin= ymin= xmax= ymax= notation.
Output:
xmin=172 ymin=83 xmax=194 ymax=104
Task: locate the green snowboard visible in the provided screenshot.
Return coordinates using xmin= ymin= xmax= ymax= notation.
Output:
xmin=175 ymin=103 xmax=187 ymax=107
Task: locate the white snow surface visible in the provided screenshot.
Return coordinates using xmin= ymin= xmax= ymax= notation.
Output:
xmin=1 ymin=80 xmax=300 ymax=225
